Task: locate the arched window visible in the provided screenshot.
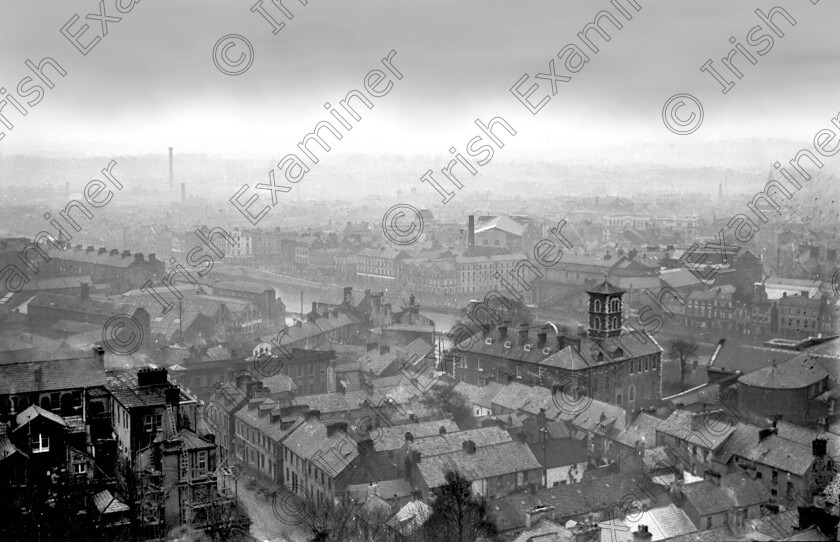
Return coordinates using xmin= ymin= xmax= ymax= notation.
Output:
xmin=629 ymin=386 xmax=635 ymax=402
xmin=616 ymin=393 xmax=623 ymax=405
xmin=594 ymin=299 xmax=601 ymax=312
xmin=594 ymin=317 xmax=601 ymax=330
xmin=611 ymin=299 xmax=620 ymax=312
xmin=613 ymin=317 xmax=619 ymax=329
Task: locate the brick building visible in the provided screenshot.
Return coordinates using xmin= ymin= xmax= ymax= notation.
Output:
xmin=448 ymin=280 xmax=662 ymax=413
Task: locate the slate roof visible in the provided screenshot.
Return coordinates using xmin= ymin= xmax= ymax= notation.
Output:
xmin=616 ymin=413 xmax=665 ymax=448
xmin=656 ymin=410 xmax=736 ymax=451
xmin=490 ymin=382 xmax=566 ymax=420
xmin=176 ymin=429 xmax=215 ymax=451
xmin=234 ymin=399 xmax=304 ymax=442
xmin=28 ymin=292 xmax=140 ymax=317
xmin=15 ymin=405 xmax=67 ymax=428
xmin=680 ymin=473 xmax=771 ymax=516
xmin=586 ymin=279 xmax=626 ymax=296
xmin=493 ymin=473 xmax=671 ymax=531
xmin=292 ymin=390 xmax=368 ymax=414
xmin=93 ymin=490 xmax=130 ymax=515
xmin=739 ymin=354 xmax=829 ymax=389
xmin=528 ymin=439 xmax=587 ymax=468
xmin=512 ymin=519 xmax=575 ymax=542
xmin=598 ymin=503 xmax=696 ymax=542
xmin=107 ymin=370 xmax=196 ymax=409
xmin=0 ymin=355 xmax=106 ymax=394
xmin=386 ymin=499 xmax=431 ymax=536
xmin=572 ymin=399 xmax=628 ymax=438
xmin=416 ymin=441 xmax=541 ymax=488
xmin=453 ymin=381 xmax=503 ymax=410
xmin=719 ymin=421 xmax=840 ymax=476
xmin=284 ymin=418 xmax=359 ymax=478
xmin=213 ymin=281 xmax=272 ymax=294
xmin=348 ymin=479 xmax=414 ymax=504
xmin=0 ymin=435 xmax=26 ymax=462
xmin=408 ymin=426 xmax=513 ymax=458
xmin=261 ymin=372 xmax=297 ymax=394
xmin=371 ymin=419 xmax=459 ymax=452
xmin=474 ymin=215 xmax=527 ymax=237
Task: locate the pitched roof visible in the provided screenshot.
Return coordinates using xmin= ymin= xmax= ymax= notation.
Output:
xmin=0 ymin=355 xmax=106 ymax=394
xmin=371 ymin=419 xmax=460 ymax=452
xmin=453 ymin=381 xmax=503 ymax=410
xmin=409 ymin=426 xmax=513 ymax=458
xmin=598 ymin=503 xmax=697 ymax=542
xmin=528 ymin=439 xmax=587 ymax=469
xmin=616 ymin=413 xmax=665 ymax=448
xmin=416 ymin=441 xmax=541 ymax=488
xmin=15 ymin=404 xmax=67 ymax=429
xmin=474 ymin=215 xmax=527 ymax=237
xmin=656 ymin=410 xmax=735 ymax=451
xmin=716 ymin=422 xmax=818 ymax=476
xmin=284 ymin=418 xmax=359 ymax=478
xmin=93 ymin=490 xmax=130 ymax=515
xmin=680 ymin=473 xmax=771 ymax=516
xmin=176 ymin=429 xmax=215 ymax=451
xmin=387 ymin=499 xmax=431 ymax=535
xmin=586 ymin=279 xmax=626 ymax=296
xmin=0 ymin=435 xmax=26 ymax=462
xmin=493 ymin=472 xmax=670 ymax=531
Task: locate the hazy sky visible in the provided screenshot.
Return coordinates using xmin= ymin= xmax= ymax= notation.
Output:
xmin=1 ymin=0 xmax=839 ymax=161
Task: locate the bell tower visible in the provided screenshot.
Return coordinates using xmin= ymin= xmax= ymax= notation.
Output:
xmin=586 ymin=277 xmax=625 ymax=340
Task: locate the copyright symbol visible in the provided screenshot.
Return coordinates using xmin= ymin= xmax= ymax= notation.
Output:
xmin=213 ymin=34 xmax=254 ymax=76
xmin=102 ymin=315 xmax=144 ymax=355
xmin=382 ymin=204 xmax=424 ymax=246
xmin=551 ymin=374 xmax=593 ymax=416
xmin=272 ymin=483 xmax=314 ymax=526
xmin=662 ymin=93 xmax=704 ymax=135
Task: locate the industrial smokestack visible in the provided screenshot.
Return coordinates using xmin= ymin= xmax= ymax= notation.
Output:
xmin=468 ymin=215 xmax=475 ymax=251
xmin=181 ymin=182 xmax=186 ymax=203
xmin=169 ymin=147 xmax=174 ymax=189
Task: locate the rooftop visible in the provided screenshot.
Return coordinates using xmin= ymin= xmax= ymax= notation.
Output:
xmin=416 ymin=440 xmax=541 ymax=488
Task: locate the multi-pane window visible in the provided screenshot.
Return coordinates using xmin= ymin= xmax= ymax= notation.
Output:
xmin=197 ymin=451 xmax=207 ymax=472
xmin=32 ymin=434 xmax=50 ymax=453
xmin=477 ymin=358 xmax=484 ymax=372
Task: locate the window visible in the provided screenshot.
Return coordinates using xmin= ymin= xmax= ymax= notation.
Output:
xmin=477 ymin=358 xmax=484 ymax=372
xmin=644 ymin=358 xmax=649 ymax=371
xmin=197 ymin=451 xmax=207 ymax=472
xmin=478 ymin=377 xmax=486 ymax=387
xmin=516 ymin=365 xmax=522 ymax=379
xmin=73 ymin=463 xmax=87 ymax=475
xmin=32 ymin=434 xmax=50 ymax=453
xmin=628 ymin=386 xmax=635 ymax=402
xmin=706 ymin=517 xmax=712 ymax=529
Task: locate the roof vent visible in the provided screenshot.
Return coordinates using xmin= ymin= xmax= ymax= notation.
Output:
xmin=504 ymin=341 xmax=512 ymax=349
xmin=542 ymin=347 xmax=551 ymax=355
xmin=524 ymin=345 xmax=532 ymax=352
xmin=485 ymin=338 xmax=493 ymax=345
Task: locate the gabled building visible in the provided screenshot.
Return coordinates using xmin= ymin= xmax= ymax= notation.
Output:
xmin=449 ymin=280 xmax=662 ymax=413
xmin=414 ymin=439 xmax=542 ymax=499
xmin=676 ymin=472 xmax=771 ymax=531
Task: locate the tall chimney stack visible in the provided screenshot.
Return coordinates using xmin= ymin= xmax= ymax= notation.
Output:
xmin=468 ymin=215 xmax=475 ymax=252
xmin=169 ymin=147 xmax=174 ymax=189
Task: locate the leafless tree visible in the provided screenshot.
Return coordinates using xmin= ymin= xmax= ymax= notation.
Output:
xmin=420 ymin=470 xmax=498 ymax=542
xmin=665 ymin=338 xmax=699 ymax=390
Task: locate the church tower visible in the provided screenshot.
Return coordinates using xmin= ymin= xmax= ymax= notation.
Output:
xmin=586 ymin=278 xmax=625 ymax=339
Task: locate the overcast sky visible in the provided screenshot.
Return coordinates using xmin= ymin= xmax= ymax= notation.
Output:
xmin=1 ymin=0 xmax=839 ymax=161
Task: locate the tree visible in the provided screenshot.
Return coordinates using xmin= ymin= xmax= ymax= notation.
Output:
xmin=306 ymin=494 xmax=365 ymax=542
xmin=420 ymin=386 xmax=476 ymax=430
xmin=665 ymin=338 xmax=699 ymax=390
xmin=202 ymin=498 xmax=251 ymax=541
xmin=421 ymin=470 xmax=498 ymax=542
